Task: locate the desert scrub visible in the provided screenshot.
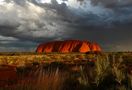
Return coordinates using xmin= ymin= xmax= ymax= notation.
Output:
xmin=85 ymin=53 xmax=96 ymax=60
xmin=94 ymin=55 xmax=110 ymax=86
xmin=0 ymin=56 xmax=16 ymax=65
xmin=76 ymin=54 xmax=85 ymax=60
xmin=43 ymin=55 xmax=51 ymax=61
xmin=32 ymin=56 xmax=42 ymax=63
xmin=111 ymin=55 xmax=127 ymax=84
xmin=0 ymin=56 xmax=8 ymax=65
xmin=128 ymin=74 xmax=132 ymax=88
xmin=112 ymin=66 xmax=126 ymax=85
xmin=51 ymin=55 xmax=62 ymax=61
xmin=78 ymin=66 xmax=90 ymax=86
xmin=47 ymin=62 xmax=69 ymax=72
xmin=63 ymin=55 xmax=72 ymax=61
xmin=16 ymin=67 xmax=69 ymax=90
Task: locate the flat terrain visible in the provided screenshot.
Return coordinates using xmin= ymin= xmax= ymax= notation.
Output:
xmin=0 ymin=52 xmax=97 ymax=66
xmin=0 ymin=52 xmax=132 ymax=90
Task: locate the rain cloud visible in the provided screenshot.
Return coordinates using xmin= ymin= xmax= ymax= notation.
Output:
xmin=0 ymin=0 xmax=132 ymax=51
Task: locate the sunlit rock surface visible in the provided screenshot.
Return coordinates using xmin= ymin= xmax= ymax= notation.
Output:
xmin=36 ymin=40 xmax=101 ymax=53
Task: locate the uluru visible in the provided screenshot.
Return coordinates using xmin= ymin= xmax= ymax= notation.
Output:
xmin=36 ymin=40 xmax=101 ymax=53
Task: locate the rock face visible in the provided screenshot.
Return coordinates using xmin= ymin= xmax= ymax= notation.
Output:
xmin=36 ymin=40 xmax=101 ymax=53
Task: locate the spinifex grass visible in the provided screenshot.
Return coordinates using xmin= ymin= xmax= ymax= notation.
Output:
xmin=0 ymin=66 xmax=69 ymax=90
xmin=0 ymin=52 xmax=132 ymax=90
xmin=14 ymin=67 xmax=85 ymax=90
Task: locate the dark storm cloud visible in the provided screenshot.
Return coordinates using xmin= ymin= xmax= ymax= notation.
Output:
xmin=0 ymin=0 xmax=132 ymax=51
xmin=71 ymin=22 xmax=132 ymax=51
xmin=0 ymin=0 xmax=76 ymax=51
xmin=90 ymin=0 xmax=132 ymax=8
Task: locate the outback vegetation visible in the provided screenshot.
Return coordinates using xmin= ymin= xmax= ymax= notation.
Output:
xmin=0 ymin=52 xmax=132 ymax=90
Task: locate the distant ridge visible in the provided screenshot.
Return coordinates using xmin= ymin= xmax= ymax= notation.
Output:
xmin=36 ymin=40 xmax=101 ymax=53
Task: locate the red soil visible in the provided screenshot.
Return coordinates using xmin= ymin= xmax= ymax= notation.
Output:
xmin=0 ymin=65 xmax=17 ymax=87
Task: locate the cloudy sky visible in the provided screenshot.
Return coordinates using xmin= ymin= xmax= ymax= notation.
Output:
xmin=0 ymin=0 xmax=132 ymax=52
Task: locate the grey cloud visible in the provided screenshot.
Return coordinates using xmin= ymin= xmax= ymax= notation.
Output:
xmin=90 ymin=0 xmax=132 ymax=8
xmin=0 ymin=0 xmax=132 ymax=51
xmin=0 ymin=35 xmax=37 ymax=52
xmin=0 ymin=0 xmax=73 ymax=41
xmin=70 ymin=21 xmax=132 ymax=51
